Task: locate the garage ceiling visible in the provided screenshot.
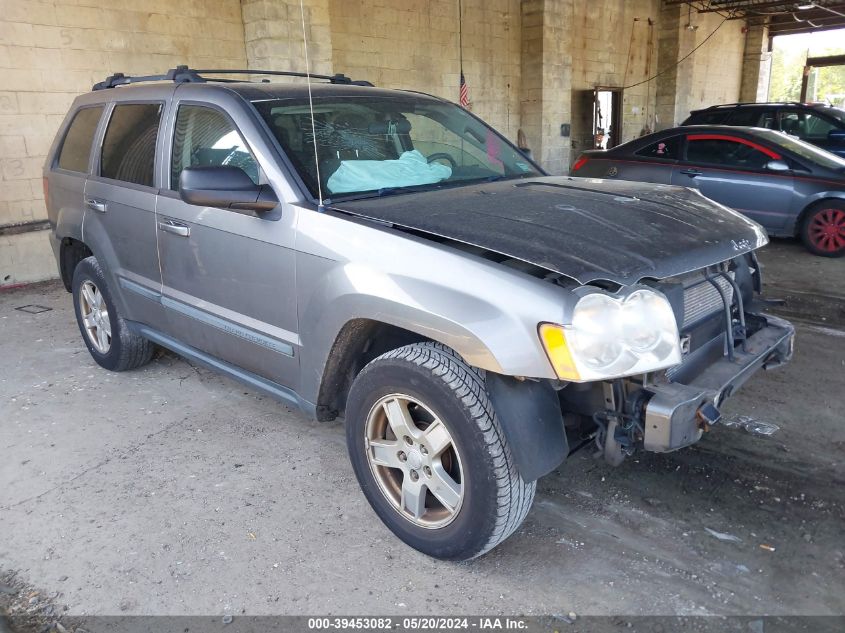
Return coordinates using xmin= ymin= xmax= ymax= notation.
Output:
xmin=666 ymin=1 xmax=845 ymax=35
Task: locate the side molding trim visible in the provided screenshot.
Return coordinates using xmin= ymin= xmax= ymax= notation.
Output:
xmin=119 ymin=277 xmax=295 ymax=357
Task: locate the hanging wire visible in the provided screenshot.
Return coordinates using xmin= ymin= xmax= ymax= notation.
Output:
xmin=622 ymin=15 xmax=728 ymax=90
xmin=299 ymin=0 xmax=324 ymax=207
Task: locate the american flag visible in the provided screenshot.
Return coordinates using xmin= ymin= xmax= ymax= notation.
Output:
xmin=459 ymin=72 xmax=471 ymax=109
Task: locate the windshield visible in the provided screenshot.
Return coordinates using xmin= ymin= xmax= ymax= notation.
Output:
xmin=252 ymin=95 xmax=542 ymax=199
xmin=755 ymin=128 xmax=845 ymax=171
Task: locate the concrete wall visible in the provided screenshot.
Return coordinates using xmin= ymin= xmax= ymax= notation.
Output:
xmin=242 ymin=0 xmax=333 ymax=75
xmin=329 ymin=0 xmax=522 ymax=142
xmin=0 ymin=0 xmax=247 ymax=285
xmin=569 ymin=0 xmax=661 ymax=155
xmin=0 ymin=0 xmax=760 ymax=287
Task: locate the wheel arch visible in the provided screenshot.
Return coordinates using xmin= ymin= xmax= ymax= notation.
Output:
xmin=317 ymin=324 xmax=569 ymax=482
xmin=795 ymin=194 xmax=845 ymax=237
xmin=314 ymin=318 xmax=434 ymax=421
xmin=59 ymin=237 xmax=93 ymax=292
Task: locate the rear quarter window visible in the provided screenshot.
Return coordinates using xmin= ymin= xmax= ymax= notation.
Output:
xmin=636 ymin=136 xmax=680 ymax=160
xmin=725 ymin=109 xmax=765 ymax=126
xmin=686 ymin=110 xmax=729 ymax=125
xmin=100 ymin=103 xmax=162 ymax=187
xmin=57 ymin=106 xmax=103 ymax=173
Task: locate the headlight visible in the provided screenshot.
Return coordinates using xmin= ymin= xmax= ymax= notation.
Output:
xmin=539 ymin=288 xmax=681 ymax=381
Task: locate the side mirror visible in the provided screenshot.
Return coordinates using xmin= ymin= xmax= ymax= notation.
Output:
xmin=828 ymin=129 xmax=845 ymax=141
xmin=766 ymin=160 xmax=790 ymax=172
xmin=178 ymin=166 xmax=278 ymax=212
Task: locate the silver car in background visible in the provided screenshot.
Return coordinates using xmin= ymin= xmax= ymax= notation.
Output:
xmin=45 ymin=67 xmax=794 ymax=560
xmin=571 ymin=125 xmax=845 ymax=257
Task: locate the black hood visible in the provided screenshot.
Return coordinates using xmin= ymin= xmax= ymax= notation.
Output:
xmin=330 ymin=176 xmax=768 ymax=285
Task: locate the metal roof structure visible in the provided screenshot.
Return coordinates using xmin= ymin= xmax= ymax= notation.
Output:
xmin=664 ymin=1 xmax=845 ymax=36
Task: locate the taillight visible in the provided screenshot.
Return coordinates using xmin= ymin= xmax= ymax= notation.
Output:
xmin=42 ymin=176 xmax=49 ymax=208
xmin=572 ymin=156 xmax=589 ymax=171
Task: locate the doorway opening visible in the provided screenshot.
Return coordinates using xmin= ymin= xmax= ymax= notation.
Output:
xmin=593 ymin=87 xmax=623 ymax=150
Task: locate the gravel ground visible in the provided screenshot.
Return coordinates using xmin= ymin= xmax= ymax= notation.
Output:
xmin=0 ymin=239 xmax=843 ymax=625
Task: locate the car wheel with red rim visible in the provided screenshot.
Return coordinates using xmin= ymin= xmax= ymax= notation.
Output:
xmin=801 ymin=204 xmax=845 ymax=257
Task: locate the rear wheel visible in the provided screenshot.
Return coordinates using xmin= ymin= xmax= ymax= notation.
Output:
xmin=345 ymin=342 xmax=535 ymax=560
xmin=801 ymin=203 xmax=845 ymax=257
xmin=72 ymin=256 xmax=156 ymax=371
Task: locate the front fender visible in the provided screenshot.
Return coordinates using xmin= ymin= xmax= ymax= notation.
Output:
xmin=294 ymin=210 xmax=574 ymax=405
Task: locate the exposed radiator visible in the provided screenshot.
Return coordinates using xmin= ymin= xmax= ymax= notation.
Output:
xmin=682 ymin=275 xmax=733 ymax=328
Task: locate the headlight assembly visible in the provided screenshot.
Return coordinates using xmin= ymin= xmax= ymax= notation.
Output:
xmin=539 ymin=288 xmax=682 ymax=382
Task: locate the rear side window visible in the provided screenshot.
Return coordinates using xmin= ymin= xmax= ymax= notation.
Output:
xmin=170 ymin=105 xmax=258 ymax=189
xmin=686 ymin=110 xmax=728 ymax=125
xmin=101 ymin=103 xmax=162 ymax=187
xmin=636 ymin=136 xmax=680 ymax=160
xmin=57 ymin=106 xmax=103 ymax=173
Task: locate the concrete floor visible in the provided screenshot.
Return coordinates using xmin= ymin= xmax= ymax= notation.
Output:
xmin=1 ymin=238 xmax=843 ymax=617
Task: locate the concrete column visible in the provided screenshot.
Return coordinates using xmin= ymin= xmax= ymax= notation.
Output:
xmin=519 ymin=0 xmax=572 ymax=175
xmin=655 ymin=3 xmax=693 ymax=130
xmin=739 ymin=22 xmax=771 ymax=103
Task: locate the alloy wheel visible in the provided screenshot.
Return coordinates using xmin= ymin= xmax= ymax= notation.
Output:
xmin=364 ymin=393 xmax=464 ymax=529
xmin=79 ymin=280 xmax=112 ymax=354
xmin=808 ymin=208 xmax=845 ymax=254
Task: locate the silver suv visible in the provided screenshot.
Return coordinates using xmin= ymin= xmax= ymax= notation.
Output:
xmin=45 ymin=67 xmax=795 ymax=560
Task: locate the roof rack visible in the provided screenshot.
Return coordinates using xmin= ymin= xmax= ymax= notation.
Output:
xmin=92 ymin=65 xmax=374 ymax=91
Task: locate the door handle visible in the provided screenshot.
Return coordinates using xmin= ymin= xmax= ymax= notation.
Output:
xmin=85 ymin=198 xmax=107 ymax=213
xmin=680 ymin=168 xmax=702 ymax=177
xmin=158 ymin=220 xmax=190 ymax=237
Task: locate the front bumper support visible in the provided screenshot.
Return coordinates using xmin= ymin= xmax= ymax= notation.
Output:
xmin=643 ymin=314 xmax=795 ymax=453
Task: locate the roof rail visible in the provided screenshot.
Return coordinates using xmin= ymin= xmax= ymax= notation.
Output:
xmin=92 ymin=65 xmax=374 ymax=91
xmin=701 ymin=101 xmax=806 ymax=110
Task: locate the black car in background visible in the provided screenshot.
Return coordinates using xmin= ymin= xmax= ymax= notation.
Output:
xmin=683 ymin=102 xmax=845 ymax=157
xmin=570 ymin=125 xmax=845 ymax=257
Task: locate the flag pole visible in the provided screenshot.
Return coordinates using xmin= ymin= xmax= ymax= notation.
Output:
xmin=458 ymin=0 xmax=463 ymax=78
xmin=458 ymin=0 xmax=470 ymax=109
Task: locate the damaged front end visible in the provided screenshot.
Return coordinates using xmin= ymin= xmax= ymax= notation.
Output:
xmin=559 ymin=253 xmax=795 ymax=465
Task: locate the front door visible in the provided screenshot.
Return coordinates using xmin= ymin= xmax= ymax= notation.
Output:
xmin=156 ymin=103 xmax=300 ymax=389
xmin=671 ymin=133 xmax=795 ymax=232
xmin=777 ymin=108 xmax=845 ymax=156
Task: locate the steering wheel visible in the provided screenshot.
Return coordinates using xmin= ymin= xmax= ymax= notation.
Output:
xmin=426 ymin=152 xmax=458 ymax=171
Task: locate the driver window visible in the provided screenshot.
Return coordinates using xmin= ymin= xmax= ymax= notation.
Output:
xmin=779 ymin=110 xmax=837 ymax=140
xmin=404 ymin=113 xmax=506 ymax=176
xmin=170 ymin=105 xmax=259 ymax=190
xmin=686 ymin=137 xmax=771 ymax=169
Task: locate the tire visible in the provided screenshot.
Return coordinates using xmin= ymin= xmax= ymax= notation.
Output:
xmin=71 ymin=256 xmax=156 ymax=371
xmin=345 ymin=342 xmax=535 ymax=560
xmin=800 ymin=202 xmax=845 ymax=257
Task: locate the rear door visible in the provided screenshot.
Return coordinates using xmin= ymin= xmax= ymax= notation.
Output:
xmin=156 ymin=99 xmax=300 ymax=388
xmin=83 ymin=100 xmax=167 ymax=328
xmin=671 ymin=133 xmax=795 ymax=231
xmin=48 ymin=105 xmax=104 ymax=258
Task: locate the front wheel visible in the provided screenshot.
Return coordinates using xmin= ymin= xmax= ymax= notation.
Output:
xmin=801 ymin=203 xmax=845 ymax=257
xmin=345 ymin=342 xmax=535 ymax=560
